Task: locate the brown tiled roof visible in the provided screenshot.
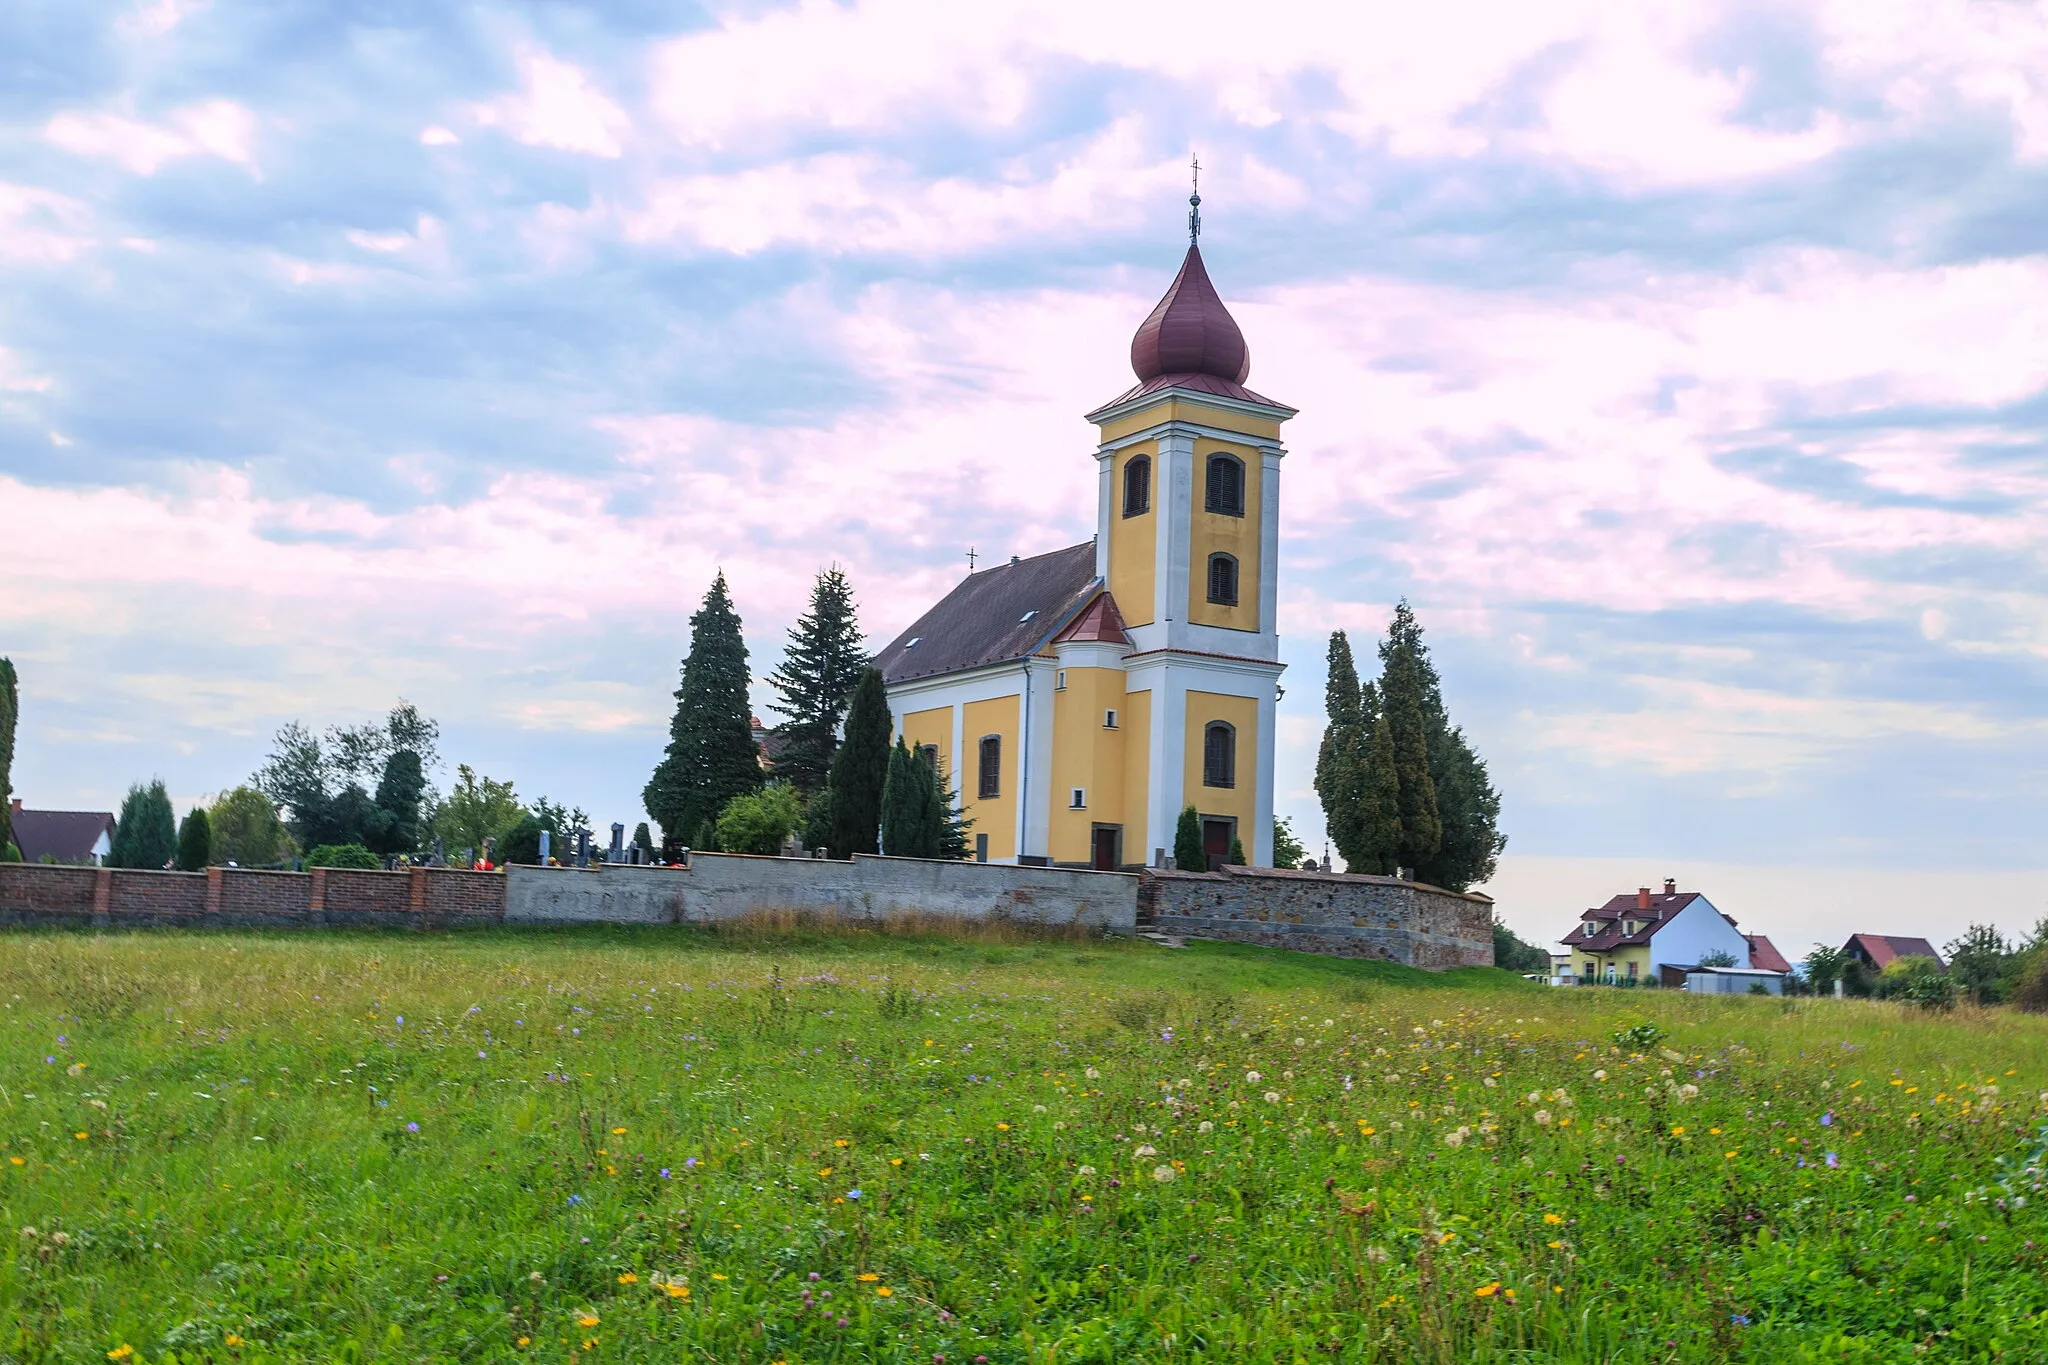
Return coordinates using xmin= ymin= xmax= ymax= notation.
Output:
xmin=12 ymin=809 xmax=114 ymax=862
xmin=1566 ymin=890 xmax=1703 ymax=952
xmin=1845 ymin=933 xmax=1946 ymax=971
xmin=1052 ymin=591 xmax=1130 ymax=646
xmin=876 ymin=543 xmax=1100 ymax=685
xmin=1745 ymin=934 xmax=1792 ymax=974
xmin=1086 ymin=370 xmax=1293 ymax=417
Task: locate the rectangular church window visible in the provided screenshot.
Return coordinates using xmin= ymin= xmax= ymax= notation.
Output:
xmin=978 ymin=735 xmax=1001 ymax=801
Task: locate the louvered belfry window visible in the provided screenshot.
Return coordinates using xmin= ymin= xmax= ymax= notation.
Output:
xmin=1123 ymin=455 xmax=1151 ymax=517
xmin=1207 ymin=553 xmax=1238 ymax=606
xmin=1205 ymin=454 xmax=1245 ymax=516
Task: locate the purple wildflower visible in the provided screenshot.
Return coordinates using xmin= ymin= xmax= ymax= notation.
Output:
xmin=1820 ymin=1112 xmax=1833 ymax=1127
xmin=406 ymin=1121 xmax=420 ymax=1133
xmin=684 ymin=1156 xmax=698 ymax=1168
xmin=1825 ymin=1152 xmax=1838 ymax=1168
xmin=847 ymin=1188 xmax=863 ymax=1200
xmin=659 ymin=1168 xmax=671 ymax=1179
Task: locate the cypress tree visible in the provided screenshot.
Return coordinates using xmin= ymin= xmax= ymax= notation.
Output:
xmin=632 ymin=821 xmax=653 ymax=852
xmin=880 ymin=738 xmax=932 ymax=858
xmin=1357 ymin=701 xmax=1403 ymax=875
xmin=110 ymin=780 xmax=177 ymax=869
xmin=826 ymin=668 xmax=892 ymax=858
xmin=644 ymin=573 xmax=763 ymax=855
xmin=0 ymin=658 xmax=16 ymax=858
xmin=1378 ymin=602 xmax=1441 ymax=873
xmin=175 ymin=806 xmax=212 ymax=871
xmin=766 ymin=567 xmax=867 ymax=794
xmin=1227 ymin=835 xmax=1246 ymax=865
xmin=1173 ymin=804 xmax=1206 ymax=872
xmin=1314 ymin=633 xmax=1366 ymax=865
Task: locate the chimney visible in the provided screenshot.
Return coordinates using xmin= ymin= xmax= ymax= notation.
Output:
xmin=8 ymin=798 xmax=19 ymax=815
xmin=1637 ymin=886 xmax=1651 ymax=910
xmin=1663 ymin=878 xmax=1677 ymax=896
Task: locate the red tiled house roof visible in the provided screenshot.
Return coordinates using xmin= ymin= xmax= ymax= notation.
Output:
xmin=1844 ymin=933 xmax=1946 ymax=972
xmin=1744 ymin=934 xmax=1792 ymax=974
xmin=1566 ymin=885 xmax=1719 ymax=953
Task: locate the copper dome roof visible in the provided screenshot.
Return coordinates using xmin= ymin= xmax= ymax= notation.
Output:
xmin=1129 ymin=245 xmax=1250 ymax=386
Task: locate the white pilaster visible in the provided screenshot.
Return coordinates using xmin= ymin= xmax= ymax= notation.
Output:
xmin=1094 ymin=451 xmax=1114 ymax=580
xmin=1254 ymin=685 xmax=1277 ymax=866
xmin=1159 ymin=432 xmax=1194 ymax=642
xmin=1259 ymin=450 xmax=1283 ymax=640
xmin=1018 ymin=658 xmax=1059 ymax=858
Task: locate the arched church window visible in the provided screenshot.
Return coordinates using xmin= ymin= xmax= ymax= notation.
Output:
xmin=1202 ymin=721 xmax=1236 ymax=789
xmin=1206 ymin=553 xmax=1239 ymax=606
xmin=1123 ymin=455 xmax=1151 ymax=517
xmin=977 ymin=735 xmax=1002 ymax=801
xmin=1205 ymin=453 xmax=1245 ymax=516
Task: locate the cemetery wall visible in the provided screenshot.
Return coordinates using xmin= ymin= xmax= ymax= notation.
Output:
xmin=1138 ymin=865 xmax=1493 ymax=968
xmin=0 ymin=864 xmax=505 ymax=929
xmin=503 ymin=855 xmax=1137 ymax=931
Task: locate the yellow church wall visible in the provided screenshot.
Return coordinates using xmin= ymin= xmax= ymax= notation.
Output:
xmin=961 ymin=695 xmax=1020 ymax=862
xmin=899 ymin=706 xmax=953 ymax=788
xmin=1120 ymin=688 xmax=1151 ymax=862
xmin=1182 ymin=690 xmax=1258 ymax=852
xmin=1187 ymin=438 xmax=1262 ymax=632
xmin=1108 ymin=441 xmax=1158 ymax=627
xmin=1047 ymin=667 xmax=1126 ymax=864
xmin=1096 ymin=396 xmax=1283 ymax=445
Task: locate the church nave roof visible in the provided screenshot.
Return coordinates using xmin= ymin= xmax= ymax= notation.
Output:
xmin=877 ymin=541 xmax=1101 ymax=685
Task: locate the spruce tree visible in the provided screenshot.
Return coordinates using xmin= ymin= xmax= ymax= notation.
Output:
xmin=1173 ymin=804 xmax=1206 ymax=872
xmin=1382 ymin=603 xmax=1505 ymax=891
xmin=175 ymin=807 xmax=212 ymax=871
xmin=110 ymin=780 xmax=177 ymax=869
xmin=1378 ymin=603 xmax=1441 ymax=872
xmin=0 ymin=658 xmax=16 ymax=858
xmin=766 ymin=567 xmax=867 ymax=794
xmin=826 ymin=669 xmax=892 ymax=858
xmin=644 ymin=573 xmax=763 ymax=855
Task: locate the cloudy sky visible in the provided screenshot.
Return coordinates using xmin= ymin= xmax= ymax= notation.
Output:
xmin=4 ymin=0 xmax=2045 ymax=949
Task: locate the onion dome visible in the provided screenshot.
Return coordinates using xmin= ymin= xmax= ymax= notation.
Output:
xmin=1129 ymin=245 xmax=1251 ymax=385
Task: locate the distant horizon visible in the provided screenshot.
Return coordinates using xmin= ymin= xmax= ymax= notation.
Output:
xmin=5 ymin=1 xmax=2044 ymax=952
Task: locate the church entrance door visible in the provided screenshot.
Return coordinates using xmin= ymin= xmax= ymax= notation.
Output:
xmin=1201 ymin=818 xmax=1234 ymax=871
xmin=1091 ymin=826 xmax=1120 ymax=871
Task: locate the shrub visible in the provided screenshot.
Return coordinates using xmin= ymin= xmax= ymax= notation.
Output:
xmin=305 ymin=843 xmax=379 ymax=870
xmin=2012 ymin=951 xmax=2048 ymax=1014
xmin=1613 ymin=1020 xmax=1667 ymax=1051
xmin=1 ymin=842 xmax=18 ymax=863
xmin=715 ymin=782 xmax=806 ymax=857
xmin=1173 ymin=805 xmax=1205 ymax=872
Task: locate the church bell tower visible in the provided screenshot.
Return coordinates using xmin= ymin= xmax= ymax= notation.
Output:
xmin=1081 ymin=193 xmax=1294 ymax=867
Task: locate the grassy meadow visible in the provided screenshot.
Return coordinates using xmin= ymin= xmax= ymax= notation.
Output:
xmin=2 ymin=923 xmax=2046 ymax=1364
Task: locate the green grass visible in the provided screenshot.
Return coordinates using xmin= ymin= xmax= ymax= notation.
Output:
xmin=3 ymin=923 xmax=2046 ymax=1363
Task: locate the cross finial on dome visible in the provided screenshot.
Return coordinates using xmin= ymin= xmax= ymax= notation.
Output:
xmin=1188 ymin=153 xmax=1201 ymax=244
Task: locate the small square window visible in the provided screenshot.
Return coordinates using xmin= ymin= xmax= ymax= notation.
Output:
xmin=1069 ymin=788 xmax=1086 ymax=809
xmin=1103 ymin=708 xmax=1118 ymax=728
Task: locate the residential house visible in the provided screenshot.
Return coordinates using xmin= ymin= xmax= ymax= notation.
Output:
xmin=9 ymin=799 xmax=115 ymax=865
xmin=1843 ymin=933 xmax=1946 ymax=972
xmin=1744 ymin=934 xmax=1792 ymax=974
xmin=1557 ymin=879 xmax=1755 ymax=986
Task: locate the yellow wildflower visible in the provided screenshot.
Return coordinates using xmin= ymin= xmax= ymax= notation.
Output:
xmin=108 ymin=1350 xmax=134 ymax=1362
xmin=577 ymin=1314 xmax=600 ymax=1328
xmin=877 ymin=1286 xmax=893 ymax=1296
xmin=516 ymin=1337 xmax=530 ymax=1347
xmin=612 ymin=1127 xmax=626 ymax=1135
xmin=890 ymin=1157 xmax=904 ymax=1166
xmin=74 ymin=1132 xmax=88 ymax=1141
xmin=1475 ymin=1282 xmax=1500 ymax=1297
xmin=818 ymin=1167 xmax=833 ymax=1178
xmin=996 ymin=1122 xmax=1011 ymax=1131
xmin=8 ymin=1157 xmax=22 ymax=1166
xmin=1543 ymin=1213 xmax=1562 ymax=1225
xmin=710 ymin=1273 xmax=728 ymax=1281
xmin=857 ymin=1272 xmax=880 ymax=1282
xmin=225 ymin=1335 xmax=244 ymax=1347
xmin=617 ymin=1272 xmax=638 ymax=1285
xmin=663 ymin=1284 xmax=691 ymax=1299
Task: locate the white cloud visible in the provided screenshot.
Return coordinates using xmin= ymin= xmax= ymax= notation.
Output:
xmin=474 ymin=50 xmax=631 ymax=158
xmin=0 ymin=184 xmax=93 ymax=262
xmin=43 ymin=99 xmax=257 ymax=175
xmin=419 ymin=125 xmax=460 ymax=146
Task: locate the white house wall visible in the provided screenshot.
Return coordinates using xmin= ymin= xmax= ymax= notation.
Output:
xmin=1649 ymin=897 xmax=1753 ymax=974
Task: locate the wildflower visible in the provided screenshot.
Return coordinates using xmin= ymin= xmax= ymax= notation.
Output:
xmin=1534 ymin=1110 xmax=1553 ymax=1126
xmin=1264 ymin=1091 xmax=1281 ymax=1104
xmin=876 ymin=1286 xmax=893 ymax=1296
xmin=517 ymin=1337 xmax=530 ymax=1347
xmin=1077 ymin=1165 xmax=1096 ymax=1176
xmin=818 ymin=1168 xmax=833 ymax=1178
xmin=8 ymin=1158 xmax=21 ymax=1167
xmin=663 ymin=1284 xmax=690 ymax=1299
xmin=74 ymin=1131 xmax=87 ymax=1141
xmin=660 ymin=1168 xmax=671 ymax=1178
xmin=1364 ymin=1245 xmax=1390 ymax=1262
xmin=618 ymin=1272 xmax=638 ymax=1284
xmin=1475 ymin=1282 xmax=1500 ymax=1298
xmin=1246 ymin=1071 xmax=1262 ymax=1083
xmin=109 ymin=1349 xmax=134 ymax=1361
xmin=1360 ymin=1125 xmax=1376 ymax=1137
xmin=711 ymin=1273 xmax=728 ymax=1281
xmin=1819 ymin=1112 xmax=1833 ymax=1127
xmin=1442 ymin=1129 xmax=1466 ymax=1148
xmin=858 ymin=1272 xmax=880 ymax=1282
xmin=578 ymin=1315 xmax=600 ymax=1328
xmin=1593 ymin=1070 xmax=1607 ymax=1081
xmin=1152 ymin=1164 xmax=1176 ymax=1182
xmin=890 ymin=1157 xmax=903 ymax=1166
xmin=1543 ymin=1213 xmax=1563 ymax=1224
xmin=1134 ymin=1143 xmax=1158 ymax=1158
xmin=996 ymin=1123 xmax=1010 ymax=1131
xmin=406 ymin=1122 xmax=420 ymax=1134
xmin=1671 ymin=1126 xmax=1685 ymax=1136
xmin=834 ymin=1138 xmax=849 ymax=1148
xmin=1825 ymin=1152 xmax=1838 ymax=1168
xmin=847 ymin=1188 xmax=863 ymax=1200
xmin=613 ymin=1127 xmax=626 ymax=1135
xmin=1085 ymin=1067 xmax=1100 ymax=1079
xmin=1198 ymin=1120 xmax=1214 ymax=1133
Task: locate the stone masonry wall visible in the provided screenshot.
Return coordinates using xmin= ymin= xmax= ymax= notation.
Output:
xmin=0 ymin=863 xmax=507 ymax=929
xmin=1139 ymin=865 xmax=1493 ymax=968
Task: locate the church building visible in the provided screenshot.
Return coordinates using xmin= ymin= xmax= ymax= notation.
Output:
xmin=874 ymin=207 xmax=1292 ymax=870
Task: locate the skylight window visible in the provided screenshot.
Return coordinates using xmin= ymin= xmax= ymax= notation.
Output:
xmin=905 ymin=637 xmax=921 ymax=648
xmin=1019 ymin=610 xmax=1037 ymax=623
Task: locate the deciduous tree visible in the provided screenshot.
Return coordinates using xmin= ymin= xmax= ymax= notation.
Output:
xmin=209 ymin=786 xmax=294 ymax=866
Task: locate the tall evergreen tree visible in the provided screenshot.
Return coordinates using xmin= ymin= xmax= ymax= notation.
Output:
xmin=0 ymin=658 xmax=17 ymax=858
xmin=1314 ymin=633 xmax=1367 ymax=864
xmin=826 ymin=668 xmax=892 ymax=858
xmin=110 ymin=780 xmax=177 ymax=869
xmin=644 ymin=573 xmax=763 ymax=855
xmin=1357 ymin=701 xmax=1403 ymax=874
xmin=368 ymin=749 xmax=426 ymax=856
xmin=1173 ymin=804 xmax=1206 ymax=872
xmin=766 ymin=567 xmax=867 ymax=794
xmin=175 ymin=806 xmax=212 ymax=871
xmin=1378 ymin=602 xmax=1442 ymax=873
xmin=1382 ymin=602 xmax=1505 ymax=891
xmin=880 ymin=738 xmax=934 ymax=858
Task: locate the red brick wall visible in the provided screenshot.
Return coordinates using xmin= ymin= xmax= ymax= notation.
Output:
xmin=107 ymin=869 xmax=206 ymax=918
xmin=215 ymin=868 xmax=313 ymax=919
xmin=319 ymin=868 xmax=413 ymax=919
xmin=0 ymin=864 xmax=98 ymax=917
xmin=416 ymin=868 xmax=507 ymax=919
